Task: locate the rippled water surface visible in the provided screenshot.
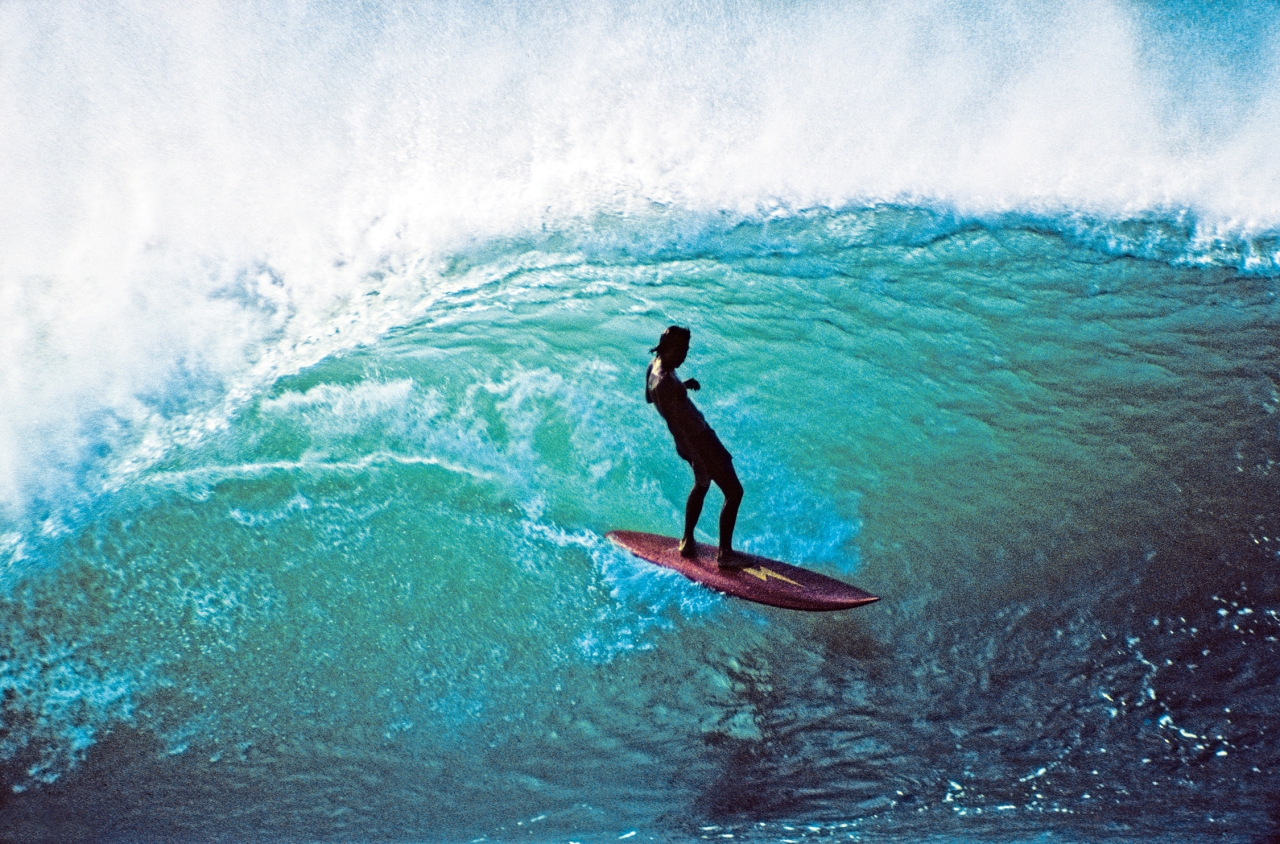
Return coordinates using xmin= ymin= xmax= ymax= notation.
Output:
xmin=3 ymin=2 xmax=1279 ymax=842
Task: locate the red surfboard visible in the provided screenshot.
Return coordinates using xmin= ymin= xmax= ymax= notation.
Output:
xmin=606 ymin=531 xmax=879 ymax=612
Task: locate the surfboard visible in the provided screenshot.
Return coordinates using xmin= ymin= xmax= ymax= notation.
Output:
xmin=606 ymin=530 xmax=880 ymax=612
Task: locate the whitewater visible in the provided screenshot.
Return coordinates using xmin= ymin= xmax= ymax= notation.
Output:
xmin=2 ymin=1 xmax=1278 ymax=841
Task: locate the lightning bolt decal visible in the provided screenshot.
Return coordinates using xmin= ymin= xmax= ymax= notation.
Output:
xmin=743 ymin=566 xmax=801 ymax=586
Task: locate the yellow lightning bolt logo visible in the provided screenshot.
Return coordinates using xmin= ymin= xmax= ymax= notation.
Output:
xmin=743 ymin=566 xmax=801 ymax=586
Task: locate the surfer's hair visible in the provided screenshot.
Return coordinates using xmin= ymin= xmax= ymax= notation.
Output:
xmin=651 ymin=325 xmax=691 ymax=354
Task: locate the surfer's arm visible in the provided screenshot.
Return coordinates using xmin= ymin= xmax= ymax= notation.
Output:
xmin=683 ymin=378 xmax=700 ymax=391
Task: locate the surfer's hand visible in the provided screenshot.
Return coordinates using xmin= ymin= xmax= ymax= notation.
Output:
xmin=683 ymin=378 xmax=701 ymax=391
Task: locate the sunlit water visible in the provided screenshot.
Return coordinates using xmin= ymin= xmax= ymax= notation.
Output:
xmin=2 ymin=2 xmax=1279 ymax=842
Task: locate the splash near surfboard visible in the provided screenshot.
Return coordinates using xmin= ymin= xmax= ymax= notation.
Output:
xmin=606 ymin=531 xmax=879 ymax=612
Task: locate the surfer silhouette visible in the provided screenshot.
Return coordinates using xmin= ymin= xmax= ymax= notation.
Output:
xmin=646 ymin=326 xmax=745 ymax=568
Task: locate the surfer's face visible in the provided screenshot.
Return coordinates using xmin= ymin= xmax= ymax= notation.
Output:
xmin=662 ymin=340 xmax=688 ymax=369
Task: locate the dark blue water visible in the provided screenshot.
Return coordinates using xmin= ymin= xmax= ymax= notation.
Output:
xmin=2 ymin=3 xmax=1278 ymax=842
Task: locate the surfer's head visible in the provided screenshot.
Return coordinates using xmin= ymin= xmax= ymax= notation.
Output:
xmin=652 ymin=325 xmax=691 ymax=367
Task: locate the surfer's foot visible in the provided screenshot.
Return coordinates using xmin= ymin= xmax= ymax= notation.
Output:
xmin=678 ymin=538 xmax=699 ymax=559
xmin=717 ymin=548 xmax=745 ymax=569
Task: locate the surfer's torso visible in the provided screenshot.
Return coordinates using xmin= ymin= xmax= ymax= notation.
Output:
xmin=646 ymin=357 xmax=712 ymax=464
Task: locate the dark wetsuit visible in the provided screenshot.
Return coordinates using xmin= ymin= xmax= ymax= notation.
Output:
xmin=646 ymin=358 xmax=735 ymax=487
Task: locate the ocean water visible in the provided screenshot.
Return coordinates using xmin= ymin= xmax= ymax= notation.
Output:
xmin=2 ymin=2 xmax=1279 ymax=842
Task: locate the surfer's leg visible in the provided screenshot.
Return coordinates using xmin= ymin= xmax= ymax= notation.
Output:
xmin=696 ymin=431 xmax=743 ymax=566
xmin=681 ymin=480 xmax=710 ymax=558
xmin=715 ymin=470 xmax=744 ymax=566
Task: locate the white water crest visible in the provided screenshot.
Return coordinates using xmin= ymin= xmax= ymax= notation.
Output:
xmin=3 ymin=0 xmax=1279 ymax=529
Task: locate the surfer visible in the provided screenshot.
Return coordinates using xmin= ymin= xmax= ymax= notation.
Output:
xmin=646 ymin=326 xmax=745 ymax=568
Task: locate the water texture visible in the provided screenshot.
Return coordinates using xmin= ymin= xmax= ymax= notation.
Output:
xmin=2 ymin=2 xmax=1278 ymax=842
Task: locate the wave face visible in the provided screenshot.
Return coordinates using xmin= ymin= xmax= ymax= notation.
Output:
xmin=4 ymin=0 xmax=1280 ymax=536
xmin=2 ymin=2 xmax=1279 ymax=842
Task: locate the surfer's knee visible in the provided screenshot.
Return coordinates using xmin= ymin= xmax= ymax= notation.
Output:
xmin=721 ymin=475 xmax=743 ymax=504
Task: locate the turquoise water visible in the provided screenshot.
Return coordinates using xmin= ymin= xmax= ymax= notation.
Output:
xmin=3 ymin=2 xmax=1280 ymax=842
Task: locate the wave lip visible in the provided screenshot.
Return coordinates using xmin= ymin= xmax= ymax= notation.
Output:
xmin=6 ymin=0 xmax=1280 ymax=257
